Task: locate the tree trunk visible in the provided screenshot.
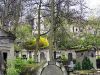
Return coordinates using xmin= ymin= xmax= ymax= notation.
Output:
xmin=34 ymin=0 xmax=41 ymax=62
xmin=49 ymin=0 xmax=55 ymax=61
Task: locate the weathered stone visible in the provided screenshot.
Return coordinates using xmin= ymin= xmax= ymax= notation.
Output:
xmin=0 ymin=29 xmax=15 ymax=75
xmin=48 ymin=61 xmax=56 ymax=65
xmin=38 ymin=62 xmax=67 ymax=75
xmin=41 ymin=65 xmax=63 ymax=75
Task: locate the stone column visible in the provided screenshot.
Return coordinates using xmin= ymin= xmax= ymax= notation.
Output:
xmin=0 ymin=51 xmax=4 ymax=75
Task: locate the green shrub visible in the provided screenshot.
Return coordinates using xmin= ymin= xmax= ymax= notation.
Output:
xmin=61 ymin=54 xmax=67 ymax=61
xmin=15 ymin=58 xmax=27 ymax=73
xmin=74 ymin=62 xmax=81 ymax=70
xmin=82 ymin=57 xmax=93 ymax=70
xmin=96 ymin=56 xmax=100 ymax=59
xmin=61 ymin=54 xmax=68 ymax=65
xmin=7 ymin=67 xmax=19 ymax=75
xmin=15 ymin=58 xmax=38 ymax=73
xmin=7 ymin=60 xmax=19 ymax=75
xmin=7 ymin=58 xmax=39 ymax=75
xmin=27 ymin=58 xmax=35 ymax=64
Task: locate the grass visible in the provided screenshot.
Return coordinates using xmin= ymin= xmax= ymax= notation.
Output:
xmin=96 ymin=56 xmax=100 ymax=59
xmin=22 ymin=61 xmax=46 ymax=72
xmin=74 ymin=70 xmax=97 ymax=74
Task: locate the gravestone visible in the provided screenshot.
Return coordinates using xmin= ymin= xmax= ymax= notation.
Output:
xmin=38 ymin=61 xmax=67 ymax=75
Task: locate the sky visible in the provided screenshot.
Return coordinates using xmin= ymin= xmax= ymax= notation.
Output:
xmin=86 ymin=0 xmax=100 ymax=17
xmin=86 ymin=0 xmax=100 ymax=9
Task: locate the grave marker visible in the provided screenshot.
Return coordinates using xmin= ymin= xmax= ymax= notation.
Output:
xmin=38 ymin=61 xmax=67 ymax=75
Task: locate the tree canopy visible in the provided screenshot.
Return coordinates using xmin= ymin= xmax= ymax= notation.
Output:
xmin=23 ymin=37 xmax=49 ymax=50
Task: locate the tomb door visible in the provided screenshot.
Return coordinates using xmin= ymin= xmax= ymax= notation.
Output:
xmin=0 ymin=51 xmax=3 ymax=72
xmin=68 ymin=53 xmax=73 ymax=61
xmin=29 ymin=51 xmax=32 ymax=58
xmin=68 ymin=53 xmax=73 ymax=65
xmin=0 ymin=51 xmax=7 ymax=75
xmin=3 ymin=52 xmax=7 ymax=75
xmin=40 ymin=52 xmax=46 ymax=62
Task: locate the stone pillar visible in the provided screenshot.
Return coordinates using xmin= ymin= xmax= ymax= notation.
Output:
xmin=7 ymin=42 xmax=15 ymax=66
xmin=38 ymin=51 xmax=40 ymax=62
xmin=46 ymin=50 xmax=50 ymax=61
xmin=0 ymin=51 xmax=3 ymax=75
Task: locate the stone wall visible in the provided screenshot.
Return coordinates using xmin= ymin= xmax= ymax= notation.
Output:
xmin=0 ymin=29 xmax=15 ymax=74
xmin=76 ymin=50 xmax=96 ymax=69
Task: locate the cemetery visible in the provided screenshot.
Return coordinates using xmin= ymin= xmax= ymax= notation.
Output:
xmin=0 ymin=0 xmax=100 ymax=75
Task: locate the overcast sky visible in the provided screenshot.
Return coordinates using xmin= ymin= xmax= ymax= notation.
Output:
xmin=86 ymin=0 xmax=100 ymax=9
xmin=86 ymin=0 xmax=100 ymax=17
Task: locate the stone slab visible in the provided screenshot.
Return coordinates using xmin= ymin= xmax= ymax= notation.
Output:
xmin=41 ymin=65 xmax=63 ymax=75
xmin=38 ymin=61 xmax=67 ymax=75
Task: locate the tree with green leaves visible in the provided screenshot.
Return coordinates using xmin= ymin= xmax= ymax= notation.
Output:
xmin=22 ymin=37 xmax=49 ymax=50
xmin=15 ymin=23 xmax=34 ymax=51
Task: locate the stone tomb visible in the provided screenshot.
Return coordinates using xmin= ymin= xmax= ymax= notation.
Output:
xmin=0 ymin=29 xmax=15 ymax=75
xmin=38 ymin=61 xmax=67 ymax=75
